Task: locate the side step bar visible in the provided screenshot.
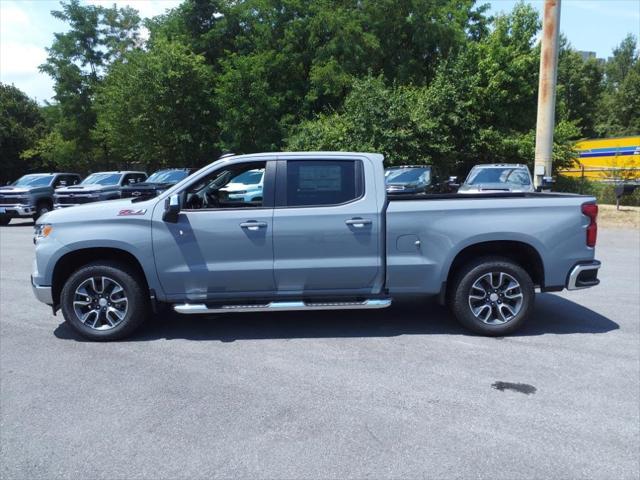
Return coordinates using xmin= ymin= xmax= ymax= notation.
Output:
xmin=173 ymin=299 xmax=392 ymax=315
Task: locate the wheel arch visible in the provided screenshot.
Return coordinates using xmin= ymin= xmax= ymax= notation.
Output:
xmin=51 ymin=247 xmax=150 ymax=307
xmin=445 ymin=240 xmax=545 ymax=292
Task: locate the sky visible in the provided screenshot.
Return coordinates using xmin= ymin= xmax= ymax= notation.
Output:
xmin=1 ymin=0 xmax=639 ymax=103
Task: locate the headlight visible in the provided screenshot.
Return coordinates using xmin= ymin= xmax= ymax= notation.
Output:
xmin=34 ymin=224 xmax=53 ymax=242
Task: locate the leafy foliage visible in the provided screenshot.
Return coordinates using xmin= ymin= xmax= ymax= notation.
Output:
xmin=94 ymin=40 xmax=217 ymax=170
xmin=0 ymin=84 xmax=46 ymax=182
xmin=6 ymin=0 xmax=639 ymax=182
xmin=37 ymin=0 xmax=141 ymax=170
xmin=596 ymin=34 xmax=640 ymax=136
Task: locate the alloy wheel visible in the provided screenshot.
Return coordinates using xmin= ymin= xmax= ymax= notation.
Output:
xmin=467 ymin=271 xmax=524 ymax=325
xmin=73 ymin=276 xmax=129 ymax=330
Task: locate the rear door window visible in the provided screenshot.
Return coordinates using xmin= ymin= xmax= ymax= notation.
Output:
xmin=284 ymin=160 xmax=363 ymax=207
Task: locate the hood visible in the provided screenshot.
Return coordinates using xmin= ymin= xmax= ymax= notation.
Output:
xmin=121 ymin=181 xmax=173 ymax=190
xmin=38 ymin=197 xmax=157 ymax=225
xmin=458 ymin=183 xmax=531 ymax=193
xmin=55 ymin=184 xmax=118 ymax=194
xmin=0 ymin=186 xmax=31 ymax=194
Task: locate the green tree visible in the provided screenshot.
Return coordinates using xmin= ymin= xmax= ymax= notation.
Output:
xmin=39 ymin=0 xmax=141 ymax=168
xmin=289 ymin=3 xmax=580 ymax=175
xmin=94 ymin=40 xmax=217 ymax=169
xmin=151 ymin=0 xmax=489 ymax=153
xmin=556 ymin=37 xmax=604 ymax=137
xmin=597 ymin=34 xmax=639 ymax=136
xmin=0 ymin=84 xmax=45 ymax=182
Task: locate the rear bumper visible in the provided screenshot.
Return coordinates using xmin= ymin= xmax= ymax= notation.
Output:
xmin=566 ymin=260 xmax=601 ymax=290
xmin=31 ymin=275 xmax=53 ymax=305
xmin=0 ymin=204 xmax=35 ymax=216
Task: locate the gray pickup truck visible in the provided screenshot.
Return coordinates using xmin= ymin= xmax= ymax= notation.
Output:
xmin=0 ymin=173 xmax=82 ymax=225
xmin=31 ymin=152 xmax=601 ymax=341
xmin=53 ymin=171 xmax=147 ymax=209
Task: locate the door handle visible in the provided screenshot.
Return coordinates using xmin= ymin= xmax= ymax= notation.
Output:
xmin=345 ymin=218 xmax=372 ymax=228
xmin=240 ymin=221 xmax=267 ymax=231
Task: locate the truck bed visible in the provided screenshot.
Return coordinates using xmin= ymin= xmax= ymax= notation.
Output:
xmin=387 ymin=192 xmax=585 ymax=201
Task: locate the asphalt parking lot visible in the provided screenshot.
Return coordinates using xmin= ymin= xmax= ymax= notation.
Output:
xmin=1 ymin=219 xmax=638 ymax=479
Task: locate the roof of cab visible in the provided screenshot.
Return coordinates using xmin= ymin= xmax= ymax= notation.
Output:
xmin=223 ymin=151 xmax=384 ymax=162
xmin=471 ymin=163 xmax=528 ymax=168
xmin=87 ymin=171 xmax=147 ymax=174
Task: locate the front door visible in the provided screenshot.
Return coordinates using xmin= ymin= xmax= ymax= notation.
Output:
xmin=152 ymin=160 xmax=275 ymax=300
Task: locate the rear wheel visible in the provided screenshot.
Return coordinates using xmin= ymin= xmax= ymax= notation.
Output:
xmin=0 ymin=215 xmax=10 ymax=226
xmin=448 ymin=256 xmax=534 ymax=336
xmin=60 ymin=261 xmax=149 ymax=341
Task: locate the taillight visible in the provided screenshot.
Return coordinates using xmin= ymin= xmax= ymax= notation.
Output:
xmin=582 ymin=203 xmax=598 ymax=247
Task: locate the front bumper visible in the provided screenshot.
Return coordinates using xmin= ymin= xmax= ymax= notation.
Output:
xmin=53 ymin=203 xmax=79 ymax=209
xmin=566 ymin=260 xmax=601 ymax=290
xmin=31 ymin=275 xmax=53 ymax=305
xmin=0 ymin=204 xmax=35 ymax=216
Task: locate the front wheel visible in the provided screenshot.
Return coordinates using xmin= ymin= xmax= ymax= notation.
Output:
xmin=449 ymin=256 xmax=534 ymax=336
xmin=60 ymin=261 xmax=149 ymax=341
xmin=0 ymin=215 xmax=10 ymax=226
xmin=33 ymin=202 xmax=51 ymax=220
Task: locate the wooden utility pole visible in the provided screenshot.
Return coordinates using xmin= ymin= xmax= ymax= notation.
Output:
xmin=534 ymin=0 xmax=561 ymax=189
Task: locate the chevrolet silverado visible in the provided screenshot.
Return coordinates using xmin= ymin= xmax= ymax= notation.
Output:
xmin=31 ymin=152 xmax=601 ymax=340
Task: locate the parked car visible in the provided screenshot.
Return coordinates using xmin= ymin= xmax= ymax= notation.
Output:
xmin=32 ymin=152 xmax=600 ymax=341
xmin=0 ymin=173 xmax=81 ymax=225
xmin=121 ymin=168 xmax=196 ymax=200
xmin=385 ymin=165 xmax=440 ymax=194
xmin=457 ymin=164 xmax=534 ymax=193
xmin=219 ymin=168 xmax=264 ymax=203
xmin=54 ymin=171 xmax=147 ymax=209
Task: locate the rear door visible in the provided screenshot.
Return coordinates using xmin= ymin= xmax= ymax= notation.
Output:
xmin=272 ymin=156 xmax=382 ymax=294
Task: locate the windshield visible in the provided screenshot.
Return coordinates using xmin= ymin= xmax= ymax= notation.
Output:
xmin=385 ymin=168 xmax=430 ymax=184
xmin=13 ymin=174 xmax=54 ymax=187
xmin=146 ymin=170 xmax=189 ymax=183
xmin=229 ymin=169 xmax=263 ymax=185
xmin=81 ymin=173 xmax=122 ymax=186
xmin=466 ymin=167 xmax=531 ymax=186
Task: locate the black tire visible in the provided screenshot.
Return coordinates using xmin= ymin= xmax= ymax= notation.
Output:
xmin=33 ymin=201 xmax=51 ymax=220
xmin=60 ymin=261 xmax=150 ymax=341
xmin=0 ymin=215 xmax=10 ymax=226
xmin=448 ymin=256 xmax=534 ymax=336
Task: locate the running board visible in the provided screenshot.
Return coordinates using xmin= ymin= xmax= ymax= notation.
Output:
xmin=173 ymin=299 xmax=392 ymax=315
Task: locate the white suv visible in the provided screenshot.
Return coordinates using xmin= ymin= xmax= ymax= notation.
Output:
xmin=220 ymin=168 xmax=264 ymax=202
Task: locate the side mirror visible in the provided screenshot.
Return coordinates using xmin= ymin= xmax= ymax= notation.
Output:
xmin=163 ymin=194 xmax=181 ymax=223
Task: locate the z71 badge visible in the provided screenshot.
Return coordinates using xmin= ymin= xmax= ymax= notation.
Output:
xmin=118 ymin=208 xmax=147 ymax=216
